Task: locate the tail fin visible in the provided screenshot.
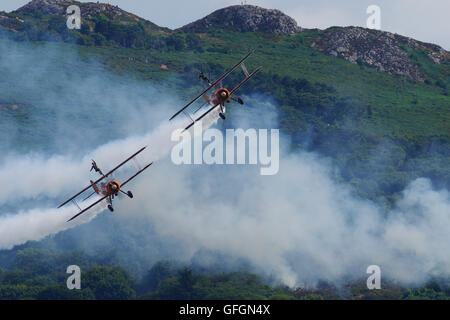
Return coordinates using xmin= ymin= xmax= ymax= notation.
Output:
xmin=90 ymin=180 xmax=100 ymax=194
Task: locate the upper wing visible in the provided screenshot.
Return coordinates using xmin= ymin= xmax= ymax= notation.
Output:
xmin=169 ymin=50 xmax=255 ymax=121
xmin=58 ymin=146 xmax=147 ymax=208
xmin=230 ymin=66 xmax=262 ymax=95
xmin=120 ymin=161 xmax=153 ymax=187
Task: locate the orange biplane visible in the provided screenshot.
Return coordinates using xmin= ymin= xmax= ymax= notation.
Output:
xmin=58 ymin=146 xmax=152 ymax=222
xmin=169 ymin=50 xmax=261 ymax=130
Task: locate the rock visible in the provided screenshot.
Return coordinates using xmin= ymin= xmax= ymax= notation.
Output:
xmin=178 ymin=5 xmax=301 ymax=35
xmin=312 ymin=26 xmax=449 ymax=81
xmin=13 ymin=0 xmax=166 ymax=30
xmin=14 ymin=0 xmax=68 ymax=15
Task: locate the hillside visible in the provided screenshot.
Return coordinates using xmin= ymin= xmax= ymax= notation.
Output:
xmin=312 ymin=26 xmax=449 ymax=81
xmin=0 ymin=0 xmax=450 ymax=301
xmin=0 ymin=0 xmax=449 ymax=203
xmin=178 ymin=5 xmax=301 ymax=34
xmin=13 ymin=0 xmax=169 ymax=32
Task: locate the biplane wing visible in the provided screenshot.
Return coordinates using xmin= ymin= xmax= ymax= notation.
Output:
xmin=67 ymin=194 xmax=109 ymax=222
xmin=184 ymin=66 xmax=262 ymax=131
xmin=230 ymin=66 xmax=262 ymax=95
xmin=66 ymin=161 xmax=153 ymax=222
xmin=184 ymin=102 xmax=220 ymax=131
xmin=169 ymin=50 xmax=255 ymax=121
xmin=120 ymin=162 xmax=153 ymax=187
xmin=58 ymin=146 xmax=147 ymax=209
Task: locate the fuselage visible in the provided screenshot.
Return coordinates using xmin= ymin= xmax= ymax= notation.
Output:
xmin=205 ymin=87 xmax=231 ymax=107
xmin=91 ymin=179 xmax=120 ymax=197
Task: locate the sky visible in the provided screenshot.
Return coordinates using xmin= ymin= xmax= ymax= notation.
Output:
xmin=1 ymin=0 xmax=449 ymax=50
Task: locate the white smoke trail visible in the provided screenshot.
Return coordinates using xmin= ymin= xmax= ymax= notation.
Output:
xmin=121 ymin=153 xmax=450 ymax=287
xmin=0 ymin=105 xmax=219 ymax=249
xmin=0 ymin=120 xmax=176 ymax=205
xmin=0 ymin=196 xmax=105 ymax=250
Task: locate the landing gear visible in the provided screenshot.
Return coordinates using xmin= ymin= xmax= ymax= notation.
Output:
xmin=219 ymin=113 xmax=226 ymax=120
xmin=108 ymin=204 xmax=114 ymax=212
xmin=120 ymin=189 xmax=134 ymax=198
xmin=237 ymin=98 xmax=244 ymax=105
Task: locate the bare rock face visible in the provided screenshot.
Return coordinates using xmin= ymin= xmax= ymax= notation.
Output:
xmin=14 ymin=0 xmax=126 ymax=20
xmin=179 ymin=5 xmax=301 ymax=34
xmin=13 ymin=0 xmax=68 ymax=15
xmin=312 ymin=27 xmax=449 ymax=81
xmin=13 ymin=0 xmax=160 ymax=27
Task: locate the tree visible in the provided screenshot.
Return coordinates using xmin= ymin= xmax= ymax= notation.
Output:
xmin=185 ymin=34 xmax=200 ymax=50
xmin=166 ymin=34 xmax=185 ymax=51
xmin=139 ymin=260 xmax=176 ymax=294
xmin=12 ymin=248 xmax=54 ymax=275
xmin=80 ymin=22 xmax=90 ymax=35
xmin=0 ymin=284 xmax=41 ymax=300
xmin=151 ymin=268 xmax=197 ymax=299
xmin=403 ymin=287 xmax=449 ymax=300
xmin=2 ymin=270 xmax=32 ymax=285
xmin=37 ymin=285 xmax=95 ymax=300
xmin=83 ymin=266 xmax=136 ymax=300
xmin=47 ymin=15 xmax=66 ymax=34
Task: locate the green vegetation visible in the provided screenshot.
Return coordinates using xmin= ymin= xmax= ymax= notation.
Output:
xmin=0 ymin=247 xmax=295 ymax=300
xmin=1 ymin=247 xmax=449 ymax=300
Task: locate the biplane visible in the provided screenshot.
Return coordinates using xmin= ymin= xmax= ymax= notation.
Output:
xmin=169 ymin=50 xmax=262 ymax=130
xmin=58 ymin=146 xmax=153 ymax=222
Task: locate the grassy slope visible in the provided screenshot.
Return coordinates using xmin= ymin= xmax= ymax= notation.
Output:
xmin=91 ymin=29 xmax=449 ymax=141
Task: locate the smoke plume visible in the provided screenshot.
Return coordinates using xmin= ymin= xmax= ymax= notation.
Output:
xmin=0 ymin=36 xmax=449 ymax=288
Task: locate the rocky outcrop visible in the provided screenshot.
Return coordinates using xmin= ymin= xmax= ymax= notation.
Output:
xmin=312 ymin=26 xmax=449 ymax=81
xmin=178 ymin=5 xmax=301 ymax=35
xmin=14 ymin=0 xmax=69 ymax=15
xmin=13 ymin=0 xmax=166 ymax=30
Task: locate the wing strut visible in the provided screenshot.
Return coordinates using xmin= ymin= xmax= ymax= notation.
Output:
xmin=67 ymin=194 xmax=109 ymax=222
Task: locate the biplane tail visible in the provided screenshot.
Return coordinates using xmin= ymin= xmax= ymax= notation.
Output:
xmin=90 ymin=180 xmax=100 ymax=195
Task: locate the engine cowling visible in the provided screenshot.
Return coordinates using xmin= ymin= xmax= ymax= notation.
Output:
xmin=215 ymin=88 xmax=230 ymax=103
xmin=107 ymin=180 xmax=120 ymax=195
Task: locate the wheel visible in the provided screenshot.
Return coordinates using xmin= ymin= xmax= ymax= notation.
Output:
xmin=108 ymin=204 xmax=114 ymax=212
xmin=237 ymin=98 xmax=244 ymax=105
xmin=219 ymin=113 xmax=226 ymax=120
xmin=127 ymin=191 xmax=133 ymax=198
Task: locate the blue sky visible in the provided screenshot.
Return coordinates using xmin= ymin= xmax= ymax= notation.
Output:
xmin=2 ymin=0 xmax=449 ymax=49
